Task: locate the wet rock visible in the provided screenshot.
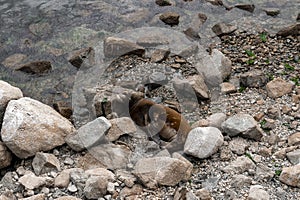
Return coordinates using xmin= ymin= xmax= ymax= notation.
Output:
xmin=1 ymin=54 xmax=27 ymax=69
xmin=79 ymin=144 xmax=131 ymax=170
xmin=220 ymin=82 xmax=236 ymax=94
xmin=231 ymin=174 xmax=252 ymax=188
xmin=20 ymin=194 xmax=45 ymax=200
xmin=0 ymin=80 xmax=23 ymax=125
xmin=54 ymin=168 xmax=83 ymax=188
xmin=68 ymin=47 xmax=94 ymax=69
xmin=0 ymin=141 xmax=12 ymax=169
xmin=106 ymin=117 xmax=136 ymax=142
xmin=263 ymin=8 xmax=280 ymax=16
xmin=184 ymin=127 xmax=224 ymax=159
xmin=288 ymin=132 xmax=300 ymax=146
xmin=222 ymin=156 xmax=256 ymax=174
xmin=133 ymin=157 xmax=191 ymax=188
xmin=286 ymin=149 xmax=300 ymax=165
xmin=266 ymin=78 xmax=294 ymax=98
xmin=159 ymin=12 xmax=180 ymax=26
xmin=19 ymin=171 xmax=51 ymax=190
xmin=16 ymin=61 xmax=52 ymax=74
xmin=1 ymin=97 xmax=75 ymax=159
xmin=248 ymin=185 xmax=269 ymax=200
xmin=119 ymin=184 xmax=143 ymax=199
xmin=195 ymin=188 xmax=212 ymax=200
xmin=240 ymin=69 xmax=267 ymax=88
xmin=195 ymin=49 xmax=232 ymax=88
xmin=84 ymin=175 xmax=110 ymax=199
xmin=65 ymin=117 xmax=111 ymax=152
xmin=279 ymin=165 xmax=300 ymax=187
xmin=155 ymin=0 xmax=172 ymax=6
xmin=234 ymin=4 xmax=255 ymax=12
xmin=187 ymin=74 xmax=210 ymax=99
xmin=212 ymin=23 xmax=237 ymax=37
xmin=229 ymin=137 xmax=249 ymax=155
xmin=103 ymin=37 xmax=145 ymax=59
xmin=207 ymin=113 xmax=226 ymax=131
xmin=32 ymin=152 xmax=61 ymax=175
xmin=277 ymin=23 xmax=300 ymax=36
xmin=151 ymin=49 xmax=170 ymax=63
xmin=53 ymin=101 xmax=73 ymax=119
xmin=221 ymin=113 xmax=264 ymax=141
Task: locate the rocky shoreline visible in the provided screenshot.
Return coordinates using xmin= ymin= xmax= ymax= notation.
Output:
xmin=0 ymin=0 xmax=300 ymax=200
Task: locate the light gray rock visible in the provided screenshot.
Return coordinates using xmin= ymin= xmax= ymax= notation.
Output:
xmin=0 ymin=141 xmax=12 ymax=169
xmin=207 ymin=112 xmax=226 ymax=131
xmin=266 ymin=78 xmax=294 ymax=98
xmin=84 ymin=175 xmax=111 ymax=199
xmin=248 ymin=185 xmax=270 ymax=200
xmin=80 ymin=144 xmax=131 ymax=170
xmin=240 ymin=69 xmax=267 ymax=88
xmin=222 ymin=156 xmax=256 ymax=174
xmin=1 ymin=97 xmax=75 ymax=159
xmin=195 ymin=49 xmax=232 ymax=88
xmin=19 ymin=171 xmax=51 ymax=190
xmin=54 ymin=168 xmax=83 ymax=188
xmin=212 ymin=23 xmax=237 ymax=37
xmin=220 ymin=82 xmax=237 ymax=94
xmin=103 ymin=37 xmax=145 ymax=59
xmin=0 ymin=191 xmax=17 ymax=200
xmin=172 ymin=152 xmax=193 ymax=181
xmin=0 ymin=80 xmax=23 ymax=125
xmin=65 ymin=117 xmax=111 ymax=151
xmin=32 ymin=152 xmax=61 ymax=175
xmin=85 ymin=168 xmax=115 ymax=180
xmin=229 ymin=137 xmax=249 ymax=155
xmin=286 ymin=149 xmax=300 ymax=165
xmin=231 ymin=174 xmax=252 ymax=188
xmin=255 ymin=164 xmax=275 ymax=181
xmin=221 ymin=113 xmax=264 ymax=141
xmin=184 ymin=127 xmax=224 ymax=159
xmin=1 ymin=172 xmax=22 ymax=191
xmin=288 ymin=132 xmax=300 ymax=146
xmin=280 ymin=165 xmax=300 ymax=187
xmin=148 ymin=72 xmax=168 ymax=89
xmin=133 ymin=157 xmax=191 ymax=188
xmin=187 ymin=74 xmax=210 ymax=99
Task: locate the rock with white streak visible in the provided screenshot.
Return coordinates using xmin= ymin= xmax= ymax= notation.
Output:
xmin=0 ymin=80 xmax=23 ymax=125
xmin=1 ymin=97 xmax=75 ymax=159
xmin=184 ymin=127 xmax=224 ymax=159
xmin=32 ymin=152 xmax=61 ymax=175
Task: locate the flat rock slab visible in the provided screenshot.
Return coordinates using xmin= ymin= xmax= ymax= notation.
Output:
xmin=1 ymin=97 xmax=75 ymax=159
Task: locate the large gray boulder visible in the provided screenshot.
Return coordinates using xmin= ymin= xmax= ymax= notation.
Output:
xmin=1 ymin=97 xmax=75 ymax=158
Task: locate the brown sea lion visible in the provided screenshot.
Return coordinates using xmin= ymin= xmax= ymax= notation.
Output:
xmin=129 ymin=93 xmax=191 ymax=152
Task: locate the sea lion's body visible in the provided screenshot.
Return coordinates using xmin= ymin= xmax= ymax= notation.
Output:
xmin=129 ymin=94 xmax=191 ymax=152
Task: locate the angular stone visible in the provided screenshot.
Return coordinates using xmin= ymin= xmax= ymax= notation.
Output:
xmin=19 ymin=171 xmax=51 ymax=190
xmin=277 ymin=23 xmax=300 ymax=37
xmin=234 ymin=4 xmax=255 ymax=12
xmin=184 ymin=127 xmax=224 ymax=159
xmin=288 ymin=132 xmax=300 ymax=146
xmin=279 ymin=165 xmax=300 ymax=187
xmin=119 ymin=184 xmax=143 ymax=199
xmin=155 ymin=0 xmax=172 ymax=6
xmin=229 ymin=137 xmax=249 ymax=155
xmin=151 ymin=49 xmax=170 ymax=63
xmin=207 ymin=113 xmax=226 ymax=131
xmin=222 ymin=156 xmax=256 ymax=174
xmin=240 ymin=69 xmax=267 ymax=88
xmin=85 ymin=168 xmax=115 ymax=181
xmin=286 ymin=149 xmax=300 ymax=165
xmin=187 ymin=74 xmax=210 ymax=99
xmin=103 ymin=37 xmax=145 ymax=59
xmin=0 ymin=141 xmax=12 ymax=169
xmin=84 ymin=176 xmax=109 ymax=199
xmin=65 ymin=117 xmax=111 ymax=151
xmin=231 ymin=174 xmax=252 ymax=188
xmin=255 ymin=164 xmax=275 ymax=181
xmin=32 ymin=152 xmax=61 ymax=175
xmin=1 ymin=97 xmax=75 ymax=158
xmin=0 ymin=80 xmax=23 ymax=126
xmin=133 ymin=157 xmax=191 ymax=188
xmin=195 ymin=188 xmax=212 ymax=200
xmin=106 ymin=117 xmax=136 ymax=142
xmin=212 ymin=23 xmax=237 ymax=37
xmin=248 ymin=185 xmax=269 ymax=200
xmin=116 ymin=170 xmax=137 ymax=188
xmin=54 ymin=168 xmax=83 ymax=188
xmin=266 ymin=78 xmax=294 ymax=98
xmin=221 ymin=114 xmax=264 ymax=141
xmin=159 ymin=12 xmax=180 ymax=26
xmin=68 ymin=47 xmax=94 ymax=69
xmin=53 ymin=101 xmax=73 ymax=119
xmin=78 ymin=144 xmax=131 ymax=170
xmin=172 ymin=152 xmax=193 ymax=181
xmin=15 ymin=61 xmax=52 ymax=74
xmin=195 ymin=49 xmax=232 ymax=88
xmin=220 ymin=82 xmax=236 ymax=94
xmin=263 ymin=8 xmax=280 ymax=16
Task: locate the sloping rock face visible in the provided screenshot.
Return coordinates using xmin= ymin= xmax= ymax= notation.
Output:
xmin=1 ymin=97 xmax=75 ymax=158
